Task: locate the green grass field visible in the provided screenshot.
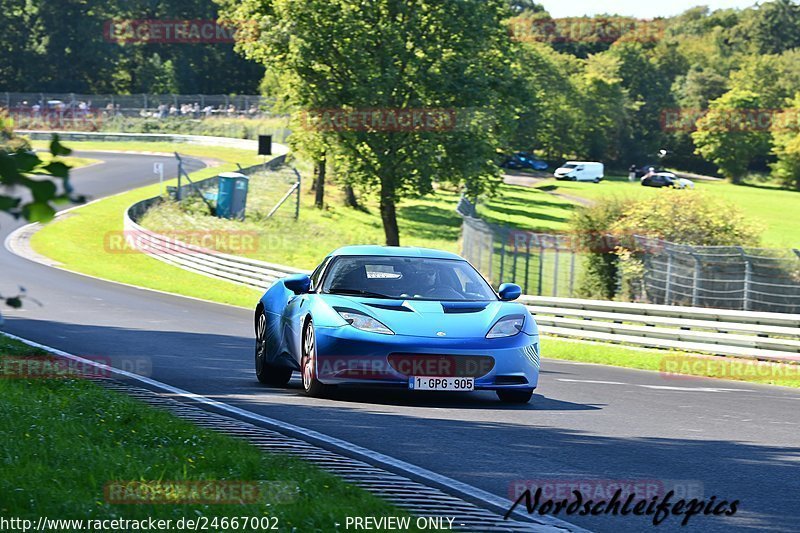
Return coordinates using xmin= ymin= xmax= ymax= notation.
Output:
xmin=543 ymin=337 xmax=800 ymax=388
xmin=0 ymin=335 xmax=418 ymax=528
xmin=138 ymin=171 xmax=575 ymax=270
xmin=534 ymin=174 xmax=800 ymax=248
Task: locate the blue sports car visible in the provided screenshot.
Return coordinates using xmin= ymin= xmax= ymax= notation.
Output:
xmin=254 ymin=246 xmax=540 ymax=403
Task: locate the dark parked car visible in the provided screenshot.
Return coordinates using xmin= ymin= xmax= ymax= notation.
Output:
xmin=641 ymin=172 xmax=694 ymax=189
xmin=501 ymin=152 xmax=548 ymax=171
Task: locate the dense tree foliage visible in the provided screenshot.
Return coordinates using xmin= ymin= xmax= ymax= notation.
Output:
xmin=0 ymin=0 xmax=263 ymax=94
xmin=219 ymin=0 xmax=516 ymax=246
xmin=502 ymin=2 xmax=800 ymax=183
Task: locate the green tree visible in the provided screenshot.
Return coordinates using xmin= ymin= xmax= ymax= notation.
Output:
xmin=220 ymin=0 xmax=516 ymax=245
xmin=734 ymin=0 xmax=800 ymax=55
xmin=771 ymin=93 xmax=800 ymax=191
xmin=692 ymin=89 xmax=771 ymax=183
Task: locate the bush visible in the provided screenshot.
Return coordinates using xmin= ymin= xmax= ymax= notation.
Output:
xmin=610 ymin=191 xmax=761 ymax=246
xmin=572 ymin=197 xmax=632 ymax=299
xmin=572 ymin=192 xmax=760 ymax=301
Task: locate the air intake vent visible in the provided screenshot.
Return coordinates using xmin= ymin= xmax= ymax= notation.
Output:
xmin=366 ymin=303 xmax=412 ymax=312
xmin=494 ymin=375 xmax=529 ymax=385
xmin=441 ymin=302 xmax=489 ymax=314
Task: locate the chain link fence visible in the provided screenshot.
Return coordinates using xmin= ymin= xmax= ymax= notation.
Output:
xmin=459 ymin=199 xmax=581 ymax=297
xmin=633 ymin=236 xmax=800 ymax=313
xmin=458 ymin=198 xmax=800 ymax=313
xmin=2 ymin=92 xmax=277 ymax=119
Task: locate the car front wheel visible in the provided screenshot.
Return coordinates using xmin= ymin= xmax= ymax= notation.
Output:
xmin=301 ymin=320 xmax=332 ymax=397
xmin=496 ymin=389 xmax=534 ymax=403
xmin=255 ymin=311 xmax=293 ymax=387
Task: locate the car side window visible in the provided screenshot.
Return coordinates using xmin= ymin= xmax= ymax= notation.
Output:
xmin=309 ymin=258 xmax=330 ymax=291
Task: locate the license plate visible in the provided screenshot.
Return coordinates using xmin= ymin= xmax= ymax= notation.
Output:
xmin=409 ymin=376 xmax=474 ymax=391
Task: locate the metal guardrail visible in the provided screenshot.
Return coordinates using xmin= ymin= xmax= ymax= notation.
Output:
xmin=18 ymin=130 xmax=276 ymax=151
xmin=523 ymin=296 xmax=800 ymax=364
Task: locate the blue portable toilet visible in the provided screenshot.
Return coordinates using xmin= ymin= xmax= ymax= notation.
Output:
xmin=216 ymin=172 xmax=249 ymax=220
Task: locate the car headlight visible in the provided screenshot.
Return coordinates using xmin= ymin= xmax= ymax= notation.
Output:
xmin=486 ymin=314 xmax=525 ymax=338
xmin=336 ymin=308 xmax=394 ymax=335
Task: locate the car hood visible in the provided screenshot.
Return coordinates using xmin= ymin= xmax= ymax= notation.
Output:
xmin=314 ymin=294 xmax=533 ymax=338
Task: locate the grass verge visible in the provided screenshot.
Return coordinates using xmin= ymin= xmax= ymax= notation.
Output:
xmin=0 ymin=334 xmax=419 ymax=529
xmin=544 ymin=337 xmax=800 ymax=388
xmin=533 ymin=174 xmax=800 ymax=248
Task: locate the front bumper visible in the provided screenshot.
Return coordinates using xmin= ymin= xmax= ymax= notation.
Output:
xmin=313 ymin=325 xmax=539 ymax=390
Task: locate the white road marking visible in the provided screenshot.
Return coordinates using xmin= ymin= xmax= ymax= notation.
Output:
xmin=555 ymin=378 xmax=756 ymax=394
xmin=557 ymin=379 xmax=628 ymax=385
xmin=638 ymin=385 xmax=755 ymax=393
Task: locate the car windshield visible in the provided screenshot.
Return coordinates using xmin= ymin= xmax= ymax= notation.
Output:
xmin=321 ymin=256 xmax=498 ymax=301
xmin=561 ymin=163 xmax=577 ymax=169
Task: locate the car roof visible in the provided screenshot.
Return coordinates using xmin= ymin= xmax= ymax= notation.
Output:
xmin=328 ymin=245 xmax=464 ymax=261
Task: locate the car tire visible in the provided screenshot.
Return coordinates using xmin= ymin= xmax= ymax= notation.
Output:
xmin=496 ymin=389 xmax=534 ymax=403
xmin=593 ymin=177 xmax=600 ymax=183
xmin=255 ymin=311 xmax=293 ymax=387
xmin=301 ymin=319 xmax=332 ymax=398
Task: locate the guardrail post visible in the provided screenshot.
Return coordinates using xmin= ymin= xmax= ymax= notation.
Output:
xmin=476 ymin=230 xmax=484 ymax=275
xmin=691 ymin=254 xmax=701 ymax=307
xmin=743 ymin=258 xmax=752 ymax=311
xmin=294 ymin=167 xmax=301 ymax=220
xmin=569 ymin=248 xmax=576 ymax=297
xmin=523 ymin=235 xmax=531 ymax=295
xmin=664 ymin=252 xmax=673 ymax=305
xmin=487 ymin=231 xmax=494 ymax=284
xmin=553 ymin=237 xmax=560 ymax=297
xmin=498 ymin=228 xmax=506 ymax=284
xmin=511 ymin=238 xmax=518 ymax=285
xmin=537 ymin=238 xmax=544 ymax=296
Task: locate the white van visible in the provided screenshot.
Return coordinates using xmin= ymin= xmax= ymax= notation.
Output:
xmin=554 ymin=161 xmax=604 ymax=182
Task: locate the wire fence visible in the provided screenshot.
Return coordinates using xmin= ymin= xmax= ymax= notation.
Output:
xmin=2 ymin=92 xmax=275 ymax=118
xmin=459 ymin=200 xmax=581 ymax=297
xmin=633 ymin=236 xmax=800 ymax=314
xmin=164 ymin=155 xmax=301 ymax=222
xmin=458 ymin=197 xmax=800 ymax=313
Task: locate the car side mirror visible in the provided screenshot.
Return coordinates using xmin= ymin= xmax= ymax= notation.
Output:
xmin=498 ymin=283 xmax=522 ymax=301
xmin=284 ymin=274 xmax=311 ymax=294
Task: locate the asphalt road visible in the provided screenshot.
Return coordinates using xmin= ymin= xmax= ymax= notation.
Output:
xmin=1 ymin=152 xmax=799 ymax=533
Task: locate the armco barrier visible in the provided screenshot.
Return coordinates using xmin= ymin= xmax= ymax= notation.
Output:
xmin=18 ymin=130 xmax=287 ymax=151
xmin=523 ymin=296 xmax=800 ymax=363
